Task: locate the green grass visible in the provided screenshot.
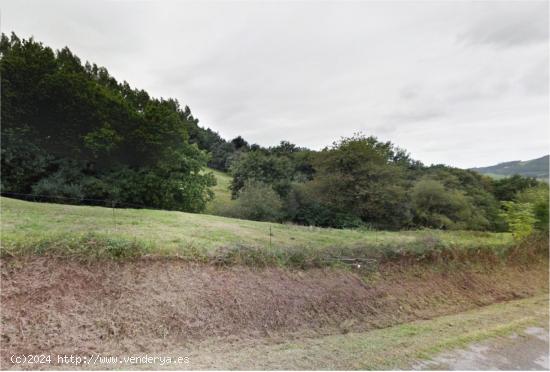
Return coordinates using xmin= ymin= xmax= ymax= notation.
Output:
xmin=203 ymin=168 xmax=236 ymax=214
xmin=0 ymin=196 xmax=520 ymax=265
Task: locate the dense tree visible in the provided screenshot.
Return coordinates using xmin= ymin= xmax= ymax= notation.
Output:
xmin=303 ymin=135 xmax=413 ymax=229
xmin=410 ymin=179 xmax=476 ymax=229
xmin=515 ymin=183 xmax=549 ymax=232
xmin=0 ymin=33 xmax=215 ymax=212
xmin=492 ymin=175 xmax=539 ymax=201
xmin=420 ymin=166 xmax=502 ymax=230
xmin=229 ymin=150 xmax=295 ymax=198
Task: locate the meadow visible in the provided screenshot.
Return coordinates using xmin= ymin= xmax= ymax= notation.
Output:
xmin=1 ymin=196 xmax=517 ymax=266
xmin=203 ymin=168 xmax=236 ymax=214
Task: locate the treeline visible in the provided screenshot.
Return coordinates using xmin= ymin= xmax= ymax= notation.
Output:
xmin=1 ymin=33 xmax=547 ymax=233
xmin=219 ymin=136 xmax=548 ymax=233
xmin=0 ymin=33 xmax=230 ymax=211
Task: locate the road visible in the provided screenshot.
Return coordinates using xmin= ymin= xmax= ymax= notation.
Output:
xmin=413 ymin=326 xmax=549 ymax=370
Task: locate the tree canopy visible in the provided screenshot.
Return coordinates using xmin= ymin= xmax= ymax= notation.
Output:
xmin=1 ymin=33 xmax=215 ymax=211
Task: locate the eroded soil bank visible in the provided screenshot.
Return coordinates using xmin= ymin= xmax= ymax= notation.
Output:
xmin=1 ymin=257 xmax=547 ymax=368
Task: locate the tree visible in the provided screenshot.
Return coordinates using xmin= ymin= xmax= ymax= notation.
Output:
xmin=500 ymin=201 xmax=537 ymax=240
xmin=231 ymin=136 xmax=249 ymax=151
xmin=410 ymin=179 xmax=475 ymax=229
xmin=0 ymin=33 xmax=216 ymax=212
xmin=515 ymin=184 xmax=549 ymax=232
xmin=305 ymin=134 xmax=412 ymax=229
xmin=229 ymin=150 xmax=294 ymax=198
xmin=492 ymin=175 xmax=539 ymax=201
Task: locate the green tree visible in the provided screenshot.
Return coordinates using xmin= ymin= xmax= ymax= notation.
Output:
xmin=492 ymin=175 xmax=539 ymax=201
xmin=515 ymin=184 xmax=549 ymax=232
xmin=0 ymin=33 xmax=216 ymax=212
xmin=306 ymin=134 xmax=412 ymax=229
xmin=500 ymin=201 xmax=537 ymax=240
xmin=229 ymin=151 xmax=294 ymax=198
xmin=410 ymin=179 xmax=476 ymax=229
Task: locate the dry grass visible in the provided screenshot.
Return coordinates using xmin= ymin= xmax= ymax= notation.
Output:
xmin=177 ymin=294 xmax=549 ymax=370
xmin=1 ymin=256 xmax=546 ymax=369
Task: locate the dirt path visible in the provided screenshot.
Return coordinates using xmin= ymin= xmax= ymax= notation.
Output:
xmin=412 ymin=326 xmax=549 ymax=370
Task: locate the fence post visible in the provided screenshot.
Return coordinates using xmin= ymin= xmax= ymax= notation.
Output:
xmin=112 ymin=200 xmax=116 ymax=230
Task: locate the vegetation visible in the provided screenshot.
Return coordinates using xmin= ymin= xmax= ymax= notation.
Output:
xmin=203 ymin=168 xmax=235 ymax=214
xmin=181 ymin=295 xmax=548 ymax=370
xmin=224 ymin=181 xmax=284 ymax=222
xmin=1 ymin=33 xmax=547 ymax=237
xmin=226 ymin=135 xmax=547 ymax=233
xmin=4 ymin=196 xmax=542 ymax=268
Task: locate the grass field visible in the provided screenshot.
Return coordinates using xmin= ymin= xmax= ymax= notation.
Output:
xmin=0 ymin=196 xmax=517 ymax=265
xmin=203 ymin=168 xmax=236 ymax=214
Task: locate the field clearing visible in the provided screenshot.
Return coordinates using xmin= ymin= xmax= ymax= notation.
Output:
xmin=203 ymin=168 xmax=235 ymax=214
xmin=0 ymin=197 xmax=515 ymax=262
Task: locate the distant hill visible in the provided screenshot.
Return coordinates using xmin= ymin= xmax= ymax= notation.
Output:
xmin=470 ymin=155 xmax=549 ymax=180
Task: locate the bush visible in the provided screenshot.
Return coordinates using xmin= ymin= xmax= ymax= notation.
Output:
xmin=515 ymin=184 xmax=549 ymax=232
xmin=229 ymin=150 xmax=294 ymax=198
xmin=226 ymin=181 xmax=284 ymax=222
xmin=410 ymin=178 xmax=478 ymax=230
xmin=284 ymin=182 xmax=363 ymax=228
xmin=500 ymin=201 xmax=537 ymax=240
xmin=31 ymin=161 xmax=85 ymax=202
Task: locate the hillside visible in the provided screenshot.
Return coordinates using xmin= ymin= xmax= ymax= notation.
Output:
xmin=470 ymin=155 xmax=549 ymax=180
xmin=1 ymin=196 xmax=548 ymax=369
xmin=1 ymin=196 xmax=515 ymax=264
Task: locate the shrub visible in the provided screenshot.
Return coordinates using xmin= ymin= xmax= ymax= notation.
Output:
xmin=411 ymin=178 xmax=478 ymax=230
xmin=500 ymin=201 xmax=537 ymax=240
xmin=515 ymin=184 xmax=549 ymax=232
xmin=226 ymin=181 xmax=284 ymax=222
xmin=284 ymin=182 xmax=363 ymax=228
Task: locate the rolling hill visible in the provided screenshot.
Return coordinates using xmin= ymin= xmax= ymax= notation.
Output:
xmin=470 ymin=155 xmax=549 ymax=180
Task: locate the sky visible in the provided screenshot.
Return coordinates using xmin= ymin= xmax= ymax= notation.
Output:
xmin=1 ymin=0 xmax=548 ymax=168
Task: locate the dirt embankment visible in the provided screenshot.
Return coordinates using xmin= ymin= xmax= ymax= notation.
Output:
xmin=1 ymin=257 xmax=548 ymax=366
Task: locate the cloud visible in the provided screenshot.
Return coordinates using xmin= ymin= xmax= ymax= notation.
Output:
xmin=0 ymin=0 xmax=548 ymax=168
xmin=458 ymin=2 xmax=549 ymax=47
xmin=521 ymin=58 xmax=549 ymax=96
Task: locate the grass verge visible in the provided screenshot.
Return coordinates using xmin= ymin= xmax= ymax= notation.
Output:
xmin=176 ymin=294 xmax=549 ymax=370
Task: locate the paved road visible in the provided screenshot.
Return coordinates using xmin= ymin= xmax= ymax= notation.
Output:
xmin=413 ymin=327 xmax=549 ymax=370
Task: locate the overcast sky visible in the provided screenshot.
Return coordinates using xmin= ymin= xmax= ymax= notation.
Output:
xmin=1 ymin=0 xmax=548 ymax=168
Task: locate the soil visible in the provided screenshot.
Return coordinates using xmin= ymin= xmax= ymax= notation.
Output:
xmin=0 ymin=257 xmax=547 ymax=369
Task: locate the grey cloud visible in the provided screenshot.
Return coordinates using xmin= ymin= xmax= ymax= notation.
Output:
xmin=521 ymin=59 xmax=549 ymax=96
xmin=385 ymin=109 xmax=446 ymax=124
xmin=458 ymin=2 xmax=548 ymax=47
